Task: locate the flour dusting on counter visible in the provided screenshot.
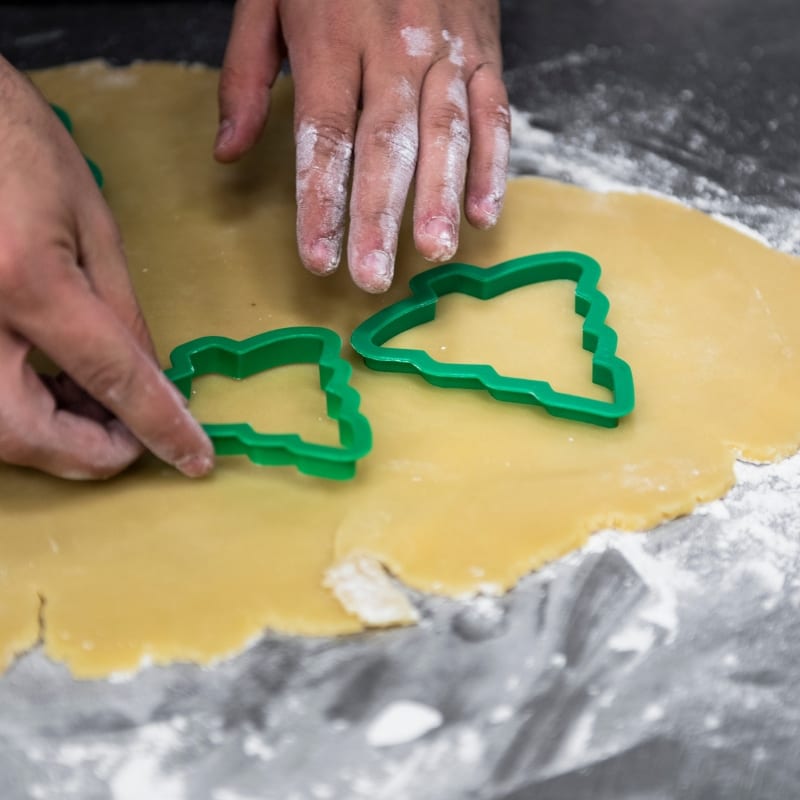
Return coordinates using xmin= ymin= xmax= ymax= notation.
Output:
xmin=366 ymin=701 xmax=444 ymax=748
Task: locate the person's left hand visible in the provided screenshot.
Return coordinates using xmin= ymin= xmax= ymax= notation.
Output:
xmin=214 ymin=0 xmax=510 ymax=293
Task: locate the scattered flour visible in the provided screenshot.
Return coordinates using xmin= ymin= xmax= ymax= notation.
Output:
xmin=643 ymin=703 xmax=666 ymax=723
xmin=400 ymin=27 xmax=434 ymax=58
xmin=508 ymin=102 xmax=798 ymax=254
xmin=608 ymin=625 xmax=658 ymax=654
xmin=294 ymin=120 xmax=353 ymax=268
xmin=442 ymin=30 xmax=466 ymax=68
xmin=366 ymin=701 xmax=444 ymax=747
xmin=488 ymin=705 xmax=515 ymax=724
xmin=109 ymin=723 xmax=187 ymax=800
xmin=242 ymin=734 xmax=276 ymax=762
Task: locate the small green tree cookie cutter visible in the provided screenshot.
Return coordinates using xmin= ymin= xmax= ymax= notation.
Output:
xmin=165 ymin=327 xmax=372 ymax=480
xmin=51 ymin=104 xmax=104 ymax=188
xmin=350 ymin=251 xmax=635 ymax=428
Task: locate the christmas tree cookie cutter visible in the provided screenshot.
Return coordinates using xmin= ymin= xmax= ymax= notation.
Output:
xmin=51 ymin=104 xmax=104 ymax=188
xmin=165 ymin=327 xmax=372 ymax=480
xmin=351 ymin=251 xmax=635 ymax=428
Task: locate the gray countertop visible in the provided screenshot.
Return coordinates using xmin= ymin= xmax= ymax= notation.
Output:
xmin=1 ymin=2 xmax=800 ymax=798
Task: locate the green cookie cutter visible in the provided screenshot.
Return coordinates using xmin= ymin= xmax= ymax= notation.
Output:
xmin=351 ymin=251 xmax=635 ymax=428
xmin=165 ymin=327 xmax=372 ymax=480
xmin=51 ymin=104 xmax=104 ymax=188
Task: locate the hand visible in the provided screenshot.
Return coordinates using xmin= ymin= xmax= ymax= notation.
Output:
xmin=215 ymin=0 xmax=510 ymax=293
xmin=0 ymin=58 xmax=214 ymax=479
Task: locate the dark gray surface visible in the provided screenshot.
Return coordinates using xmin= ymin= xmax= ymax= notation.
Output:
xmin=1 ymin=2 xmax=232 ymax=67
xmin=1 ymin=2 xmax=800 ymax=798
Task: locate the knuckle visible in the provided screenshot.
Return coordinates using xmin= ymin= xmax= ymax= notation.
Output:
xmin=0 ymin=235 xmax=77 ymax=310
xmin=126 ymin=307 xmax=153 ymax=350
xmin=428 ymin=105 xmax=471 ymax=143
xmin=128 ymin=306 xmax=149 ymax=339
xmin=484 ymin=102 xmax=511 ymax=134
xmin=81 ymin=208 xmax=126 ymax=257
xmin=79 ymin=357 xmax=136 ymax=409
xmin=302 ymin=118 xmax=354 ymax=152
xmin=365 ymin=208 xmax=401 ymax=233
xmin=0 ymin=236 xmax=34 ymax=303
xmin=316 ymin=124 xmax=353 ymax=159
xmin=296 ymin=118 xmax=354 ymax=174
xmin=470 ymin=61 xmax=508 ymax=95
xmin=472 ymin=30 xmax=502 ymax=58
xmin=119 ymin=301 xmax=150 ymax=343
xmin=367 ymin=119 xmax=418 ymax=166
xmin=218 ymin=62 xmax=268 ymax=109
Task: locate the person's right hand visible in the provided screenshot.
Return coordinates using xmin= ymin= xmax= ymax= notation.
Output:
xmin=0 ymin=57 xmax=214 ymax=479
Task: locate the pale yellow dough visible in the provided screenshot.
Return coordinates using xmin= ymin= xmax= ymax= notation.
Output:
xmin=3 ymin=62 xmax=799 ymax=677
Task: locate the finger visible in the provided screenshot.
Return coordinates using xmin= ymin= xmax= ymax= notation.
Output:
xmin=347 ymin=74 xmax=420 ymax=293
xmin=291 ymin=54 xmax=360 ymax=275
xmin=413 ymin=60 xmax=470 ymax=263
xmin=77 ymin=205 xmax=158 ymax=360
xmin=464 ymin=62 xmax=510 ymax=230
xmin=0 ymin=334 xmax=142 ymax=479
xmin=215 ymin=0 xmax=283 ymax=162
xmin=8 ymin=251 xmax=214 ymax=478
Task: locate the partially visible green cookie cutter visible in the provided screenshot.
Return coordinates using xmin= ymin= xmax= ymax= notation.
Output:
xmin=351 ymin=251 xmax=635 ymax=428
xmin=51 ymin=104 xmax=104 ymax=188
xmin=165 ymin=327 xmax=372 ymax=480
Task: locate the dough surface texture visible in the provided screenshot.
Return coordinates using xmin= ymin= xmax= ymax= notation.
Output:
xmin=3 ymin=62 xmax=799 ymax=677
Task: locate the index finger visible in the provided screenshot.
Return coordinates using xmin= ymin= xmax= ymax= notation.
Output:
xmin=9 ymin=250 xmax=214 ymax=478
xmin=347 ymin=71 xmax=421 ymax=293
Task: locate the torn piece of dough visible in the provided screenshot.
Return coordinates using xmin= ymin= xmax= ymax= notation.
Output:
xmin=324 ymin=554 xmax=420 ymax=627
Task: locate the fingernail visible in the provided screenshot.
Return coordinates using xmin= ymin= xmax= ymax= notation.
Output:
xmin=422 ymin=217 xmax=456 ymax=261
xmin=215 ymin=119 xmax=235 ymax=151
xmin=357 ymin=250 xmax=393 ymax=293
xmin=177 ymin=454 xmax=214 ymax=479
xmin=473 ymin=196 xmax=502 ymax=229
xmin=308 ymin=238 xmax=341 ymax=275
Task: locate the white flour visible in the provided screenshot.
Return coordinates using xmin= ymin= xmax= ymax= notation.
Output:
xmin=366 ymin=701 xmax=444 ymax=748
xmin=400 ymin=27 xmax=434 ymax=59
xmin=509 ymin=101 xmax=800 ymax=256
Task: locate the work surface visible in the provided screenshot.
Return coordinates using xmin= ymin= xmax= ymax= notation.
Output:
xmin=2 ymin=1 xmax=800 ymax=798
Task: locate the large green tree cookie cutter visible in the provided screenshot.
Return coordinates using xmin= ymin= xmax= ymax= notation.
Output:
xmin=351 ymin=251 xmax=635 ymax=428
xmin=165 ymin=327 xmax=372 ymax=480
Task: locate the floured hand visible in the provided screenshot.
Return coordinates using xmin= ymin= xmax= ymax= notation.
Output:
xmin=215 ymin=0 xmax=510 ymax=293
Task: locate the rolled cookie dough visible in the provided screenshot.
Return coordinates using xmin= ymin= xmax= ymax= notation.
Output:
xmin=2 ymin=62 xmax=799 ymax=677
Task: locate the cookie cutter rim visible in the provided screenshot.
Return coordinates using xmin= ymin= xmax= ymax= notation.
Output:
xmin=350 ymin=251 xmax=635 ymax=428
xmin=165 ymin=326 xmax=372 ymax=480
